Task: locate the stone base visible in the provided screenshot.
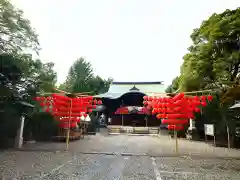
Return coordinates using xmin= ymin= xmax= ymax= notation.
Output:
xmin=14 ymin=136 xmax=23 ymax=149
xmin=186 ymin=129 xmax=199 ymax=141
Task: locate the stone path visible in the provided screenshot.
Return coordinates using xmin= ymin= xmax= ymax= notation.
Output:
xmin=1 ymin=131 xmax=240 ymax=179
xmin=21 ymin=133 xmax=240 ymax=158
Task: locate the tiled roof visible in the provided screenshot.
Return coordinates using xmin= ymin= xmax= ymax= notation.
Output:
xmin=94 ymin=81 xmax=166 ymax=99
xmin=112 ymin=82 xmax=163 ymax=85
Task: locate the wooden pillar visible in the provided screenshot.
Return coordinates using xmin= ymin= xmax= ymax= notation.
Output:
xmin=121 ymin=114 xmax=124 ymax=126
xmin=145 ymin=116 xmax=148 ymax=127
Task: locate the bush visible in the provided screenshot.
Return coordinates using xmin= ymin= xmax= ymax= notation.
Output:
xmin=24 ymin=112 xmax=58 ymax=141
xmin=0 ymin=107 xmax=20 ymax=148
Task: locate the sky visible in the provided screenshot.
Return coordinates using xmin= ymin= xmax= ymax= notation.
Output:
xmin=11 ymin=0 xmax=240 ymax=87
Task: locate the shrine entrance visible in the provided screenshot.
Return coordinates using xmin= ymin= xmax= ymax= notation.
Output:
xmin=94 ymin=81 xmax=165 ymax=129
xmin=103 ymin=91 xmax=160 ymax=127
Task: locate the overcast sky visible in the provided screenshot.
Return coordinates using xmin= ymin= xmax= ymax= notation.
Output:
xmin=11 ymin=0 xmax=240 ymax=87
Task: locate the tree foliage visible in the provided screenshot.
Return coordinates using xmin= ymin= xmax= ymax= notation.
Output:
xmin=165 ymin=76 xmax=180 ymax=93
xmin=178 ymin=8 xmax=240 ymax=92
xmin=1 ymin=54 xmax=57 ymax=102
xmin=0 ymin=0 xmax=40 ymax=54
xmin=59 ymin=57 xmax=112 ymax=95
xmin=166 ymin=8 xmax=240 ymax=145
xmin=0 ymin=1 xmax=57 ymax=145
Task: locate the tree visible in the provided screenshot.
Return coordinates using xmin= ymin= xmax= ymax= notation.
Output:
xmin=179 ymin=8 xmax=240 ymax=92
xmin=88 ymin=76 xmax=113 ymax=95
xmin=60 ymin=57 xmax=112 ymax=94
xmin=1 ymin=53 xmax=57 ymax=101
xmin=0 ymin=53 xmax=58 ymax=146
xmin=0 ymin=0 xmax=40 ymax=54
xmin=0 ymin=1 xmax=58 ymax=146
xmin=63 ymin=57 xmax=93 ymax=93
xmin=175 ymin=8 xmax=240 ymax=146
xmin=165 ymin=76 xmax=180 ymax=93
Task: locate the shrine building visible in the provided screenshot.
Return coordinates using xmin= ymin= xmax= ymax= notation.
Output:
xmin=94 ymin=81 xmax=166 ymax=127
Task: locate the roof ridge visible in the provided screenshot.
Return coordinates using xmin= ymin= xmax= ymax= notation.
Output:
xmin=112 ymin=81 xmax=163 ymax=85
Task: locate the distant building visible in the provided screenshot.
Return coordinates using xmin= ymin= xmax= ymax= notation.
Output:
xmin=94 ymin=81 xmax=166 ymax=127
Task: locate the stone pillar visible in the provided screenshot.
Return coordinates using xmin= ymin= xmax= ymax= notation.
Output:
xmin=15 ymin=115 xmax=25 ymax=149
xmin=187 ymin=119 xmax=199 ymax=140
xmin=190 ymin=119 xmax=196 ymax=129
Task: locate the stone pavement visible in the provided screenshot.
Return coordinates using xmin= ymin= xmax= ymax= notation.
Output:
xmin=1 ymin=131 xmax=240 ymax=179
xmin=21 ymin=132 xmax=240 ymax=158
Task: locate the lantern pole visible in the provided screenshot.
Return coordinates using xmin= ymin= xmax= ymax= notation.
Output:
xmin=174 ymin=127 xmax=179 ymax=153
xmin=121 ymin=112 xmax=124 ymax=127
xmin=66 ymin=98 xmax=72 ymax=151
xmin=121 ymin=100 xmax=124 ymax=127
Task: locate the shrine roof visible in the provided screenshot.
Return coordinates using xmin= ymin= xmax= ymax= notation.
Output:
xmin=112 ymin=81 xmax=163 ymax=85
xmin=94 ymin=91 xmax=143 ymax=99
xmin=94 ymin=81 xmax=166 ymax=99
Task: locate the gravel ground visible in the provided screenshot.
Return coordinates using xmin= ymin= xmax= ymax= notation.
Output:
xmin=1 ymin=130 xmax=240 ymax=179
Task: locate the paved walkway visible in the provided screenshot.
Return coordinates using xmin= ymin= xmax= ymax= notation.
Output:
xmin=22 ymin=132 xmax=240 ymax=158
xmin=1 ymin=130 xmax=240 ymax=179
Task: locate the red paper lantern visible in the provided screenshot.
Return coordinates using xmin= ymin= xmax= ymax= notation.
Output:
xmin=200 ymin=96 xmax=206 ymax=101
xmin=40 ymin=102 xmax=45 ymax=107
xmin=143 ymin=101 xmax=148 ymax=106
xmin=172 ymin=93 xmax=184 ymax=102
xmin=162 ymin=119 xmax=188 ymax=125
xmin=156 ymin=114 xmax=162 ymax=119
xmin=201 ymin=101 xmax=207 ymax=107
xmin=148 ymin=96 xmax=153 ymax=101
xmin=207 ymin=95 xmax=213 ymax=101
xmin=194 ymin=108 xmax=200 ymax=113
xmin=167 ymin=125 xmax=184 ymax=130
xmin=97 ymin=100 xmax=102 ymax=105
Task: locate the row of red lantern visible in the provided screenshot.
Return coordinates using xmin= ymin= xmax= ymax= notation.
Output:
xmin=143 ymin=93 xmax=214 ymax=131
xmin=34 ymin=94 xmax=102 ymax=128
xmin=35 ymin=94 xmax=102 ymax=105
xmin=143 ymin=94 xmax=213 ymax=102
xmin=37 ymin=98 xmax=102 ymax=108
xmin=41 ymin=105 xmax=93 ymax=115
xmin=168 ymin=125 xmax=184 ymax=130
xmin=162 ymin=119 xmax=188 ymax=125
xmin=156 ymin=113 xmax=194 ymax=119
xmin=145 ymin=100 xmax=207 ymax=108
xmin=144 ymin=98 xmax=211 ymax=110
xmin=143 ymin=95 xmax=213 ymax=105
xmin=52 ymin=106 xmax=96 ymax=112
xmin=145 ymin=96 xmax=213 ymax=115
xmin=59 ymin=117 xmax=81 ymax=123
xmin=35 ymin=96 xmax=102 ymax=113
xmin=152 ymin=107 xmax=200 ymax=114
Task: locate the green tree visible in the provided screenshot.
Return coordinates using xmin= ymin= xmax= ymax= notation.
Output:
xmin=179 ymin=8 xmax=240 ymax=91
xmin=64 ymin=57 xmax=93 ymax=93
xmin=60 ymin=57 xmax=112 ymax=94
xmin=0 ymin=0 xmax=40 ymax=53
xmin=0 ymin=1 xmax=58 ymax=146
xmin=175 ymin=8 xmax=240 ymax=146
xmin=165 ymin=76 xmax=180 ymax=93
